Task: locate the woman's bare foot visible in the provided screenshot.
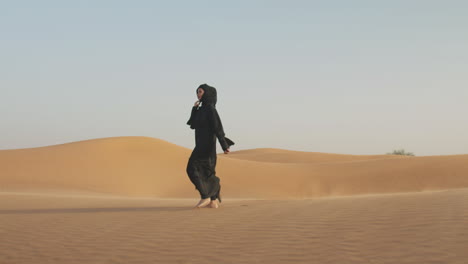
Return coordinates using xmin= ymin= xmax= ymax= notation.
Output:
xmin=194 ymin=198 xmax=211 ymax=208
xmin=208 ymin=200 xmax=219 ymax=209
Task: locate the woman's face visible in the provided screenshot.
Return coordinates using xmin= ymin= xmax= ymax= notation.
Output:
xmin=197 ymin=88 xmax=205 ymax=100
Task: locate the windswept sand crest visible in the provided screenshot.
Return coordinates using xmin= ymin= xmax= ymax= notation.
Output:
xmin=225 ymin=147 xmax=406 ymax=163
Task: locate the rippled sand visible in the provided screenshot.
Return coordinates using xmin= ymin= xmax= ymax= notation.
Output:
xmin=1 ymin=189 xmax=467 ymax=264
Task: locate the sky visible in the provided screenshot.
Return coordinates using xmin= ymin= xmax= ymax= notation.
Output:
xmin=1 ymin=0 xmax=467 ymax=155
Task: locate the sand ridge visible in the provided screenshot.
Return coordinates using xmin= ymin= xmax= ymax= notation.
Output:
xmin=1 ymin=136 xmax=468 ymax=199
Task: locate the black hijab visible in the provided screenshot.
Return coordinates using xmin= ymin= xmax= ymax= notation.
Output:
xmin=187 ymin=84 xmax=216 ymax=129
xmin=198 ymin=83 xmax=217 ymax=107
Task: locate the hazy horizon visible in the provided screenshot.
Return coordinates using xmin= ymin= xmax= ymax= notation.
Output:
xmin=2 ymin=1 xmax=467 ymax=156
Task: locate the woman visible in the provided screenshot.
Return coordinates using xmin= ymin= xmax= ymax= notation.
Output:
xmin=186 ymin=84 xmax=234 ymax=209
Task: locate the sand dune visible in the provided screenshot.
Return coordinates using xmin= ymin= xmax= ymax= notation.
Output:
xmin=1 ymin=136 xmax=468 ymax=199
xmin=0 ymin=137 xmax=193 ymax=197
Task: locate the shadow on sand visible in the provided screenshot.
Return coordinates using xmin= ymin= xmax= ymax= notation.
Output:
xmin=0 ymin=206 xmax=192 ymax=214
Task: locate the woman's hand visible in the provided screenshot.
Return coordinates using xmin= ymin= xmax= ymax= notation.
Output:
xmin=194 ymin=101 xmax=200 ymax=107
xmin=224 ymin=148 xmax=230 ymax=154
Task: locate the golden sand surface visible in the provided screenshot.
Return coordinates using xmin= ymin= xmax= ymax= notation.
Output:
xmin=0 ymin=189 xmax=467 ymax=264
xmin=1 ymin=136 xmax=467 ymax=263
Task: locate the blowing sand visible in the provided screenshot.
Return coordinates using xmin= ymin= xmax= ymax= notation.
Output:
xmin=1 ymin=136 xmax=467 ymax=263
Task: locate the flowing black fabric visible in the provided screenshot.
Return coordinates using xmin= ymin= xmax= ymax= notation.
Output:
xmin=186 ymin=84 xmax=235 ymax=201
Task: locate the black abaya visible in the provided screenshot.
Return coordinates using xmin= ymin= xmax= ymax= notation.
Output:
xmin=186 ymin=84 xmax=234 ymax=201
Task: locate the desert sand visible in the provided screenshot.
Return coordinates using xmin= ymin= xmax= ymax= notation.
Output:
xmin=1 ymin=136 xmax=467 ymax=263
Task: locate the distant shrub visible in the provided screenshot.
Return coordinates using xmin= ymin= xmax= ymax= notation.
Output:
xmin=386 ymin=149 xmax=415 ymax=156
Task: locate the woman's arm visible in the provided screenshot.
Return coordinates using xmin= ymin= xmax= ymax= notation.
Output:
xmin=208 ymin=106 xmax=230 ymax=152
xmin=186 ymin=104 xmax=198 ymax=129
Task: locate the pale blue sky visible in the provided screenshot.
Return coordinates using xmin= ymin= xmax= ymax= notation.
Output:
xmin=1 ymin=1 xmax=467 ymax=155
